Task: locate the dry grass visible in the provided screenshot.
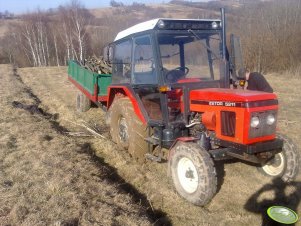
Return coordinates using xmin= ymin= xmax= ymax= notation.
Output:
xmin=0 ymin=65 xmax=156 ymax=225
xmin=280 ymin=64 xmax=301 ymax=78
xmin=265 ymin=73 xmax=301 ymax=146
xmin=0 ymin=65 xmax=300 ymax=225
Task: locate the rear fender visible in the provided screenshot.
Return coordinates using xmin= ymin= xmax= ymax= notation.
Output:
xmin=107 ymin=86 xmax=146 ymax=124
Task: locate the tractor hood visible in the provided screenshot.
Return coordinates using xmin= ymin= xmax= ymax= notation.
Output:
xmin=190 ymin=88 xmax=277 ymax=106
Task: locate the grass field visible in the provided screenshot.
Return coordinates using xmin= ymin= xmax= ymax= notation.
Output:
xmin=0 ymin=64 xmax=300 ymax=225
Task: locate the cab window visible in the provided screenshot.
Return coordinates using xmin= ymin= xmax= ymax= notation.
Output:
xmin=132 ymin=35 xmax=157 ymax=84
xmin=112 ymin=40 xmax=132 ymax=84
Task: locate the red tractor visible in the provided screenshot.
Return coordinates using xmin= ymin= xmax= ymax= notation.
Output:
xmin=76 ymin=9 xmax=300 ymax=206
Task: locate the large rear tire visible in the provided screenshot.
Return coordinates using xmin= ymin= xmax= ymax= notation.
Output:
xmin=127 ymin=113 xmax=148 ymax=162
xmin=258 ymin=133 xmax=300 ymax=182
xmin=169 ymin=142 xmax=217 ymax=206
xmin=109 ymin=97 xmax=148 ymax=161
xmin=76 ymin=92 xmax=91 ymax=112
xmin=109 ymin=97 xmax=131 ymax=149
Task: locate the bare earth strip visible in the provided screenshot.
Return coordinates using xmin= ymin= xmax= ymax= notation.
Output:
xmin=1 ymin=65 xmax=300 ymax=225
xmin=0 ymin=64 xmax=156 ymax=225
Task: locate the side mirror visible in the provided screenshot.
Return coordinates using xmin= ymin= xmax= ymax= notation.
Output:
xmin=230 ymin=34 xmax=244 ymax=81
xmin=103 ymin=45 xmax=113 ymax=62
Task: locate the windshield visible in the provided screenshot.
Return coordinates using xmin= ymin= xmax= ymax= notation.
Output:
xmin=158 ymin=31 xmax=222 ymax=84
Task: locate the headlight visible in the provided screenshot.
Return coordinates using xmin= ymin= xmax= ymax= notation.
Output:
xmin=250 ymin=116 xmax=260 ymax=128
xmin=266 ymin=114 xmax=276 ymax=125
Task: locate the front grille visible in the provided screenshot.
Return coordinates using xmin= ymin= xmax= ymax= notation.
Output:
xmin=249 ymin=110 xmax=277 ymax=138
xmin=221 ymin=111 xmax=236 ymax=137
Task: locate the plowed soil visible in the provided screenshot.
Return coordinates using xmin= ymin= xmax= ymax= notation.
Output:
xmin=0 ymin=64 xmax=300 ymax=226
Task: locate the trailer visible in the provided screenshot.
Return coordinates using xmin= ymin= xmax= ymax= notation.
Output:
xmin=68 ymin=60 xmax=112 ymax=111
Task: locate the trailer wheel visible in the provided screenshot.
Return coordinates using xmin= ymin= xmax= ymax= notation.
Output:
xmin=258 ymin=133 xmax=300 ymax=182
xmin=109 ymin=97 xmax=132 ymax=149
xmin=169 ymin=142 xmax=217 ymax=206
xmin=76 ymin=92 xmax=91 ymax=112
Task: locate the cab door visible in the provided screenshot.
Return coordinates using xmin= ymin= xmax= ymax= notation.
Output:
xmin=131 ymin=34 xmax=164 ymax=122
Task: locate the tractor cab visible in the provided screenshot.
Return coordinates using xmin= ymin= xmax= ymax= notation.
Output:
xmin=109 ymin=17 xmax=229 ymax=131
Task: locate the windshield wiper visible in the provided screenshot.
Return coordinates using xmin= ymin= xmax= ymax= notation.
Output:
xmin=188 ymin=29 xmax=220 ymax=60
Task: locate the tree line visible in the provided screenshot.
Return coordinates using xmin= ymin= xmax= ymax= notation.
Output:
xmin=231 ymin=0 xmax=301 ymax=72
xmin=171 ymin=0 xmax=301 ymax=73
xmin=0 ymin=0 xmax=92 ymax=67
xmin=0 ymin=0 xmax=300 ymax=73
xmin=0 ymin=10 xmax=15 ymax=19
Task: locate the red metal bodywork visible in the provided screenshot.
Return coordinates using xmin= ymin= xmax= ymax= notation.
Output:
xmin=107 ymin=85 xmax=278 ymax=145
xmin=190 ymin=88 xmax=278 ymax=145
xmin=70 ymin=73 xmax=278 ymax=146
xmin=107 ymin=86 xmax=147 ymax=124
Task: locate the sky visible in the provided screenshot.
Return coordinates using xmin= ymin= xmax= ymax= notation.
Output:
xmin=0 ymin=0 xmax=176 ymax=14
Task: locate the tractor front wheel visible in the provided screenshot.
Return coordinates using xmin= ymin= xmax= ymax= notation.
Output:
xmin=258 ymin=133 xmax=300 ymax=182
xmin=169 ymin=142 xmax=217 ymax=206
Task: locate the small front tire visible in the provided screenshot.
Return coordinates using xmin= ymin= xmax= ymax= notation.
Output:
xmin=169 ymin=142 xmax=217 ymax=206
xmin=258 ymin=134 xmax=300 ymax=182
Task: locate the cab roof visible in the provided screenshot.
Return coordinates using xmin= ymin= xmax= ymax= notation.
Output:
xmin=114 ymin=18 xmax=221 ymax=41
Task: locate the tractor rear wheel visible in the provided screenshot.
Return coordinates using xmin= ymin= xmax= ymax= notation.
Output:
xmin=258 ymin=133 xmax=300 ymax=182
xmin=127 ymin=112 xmax=148 ymax=162
xmin=109 ymin=97 xmax=148 ymax=161
xmin=169 ymin=142 xmax=217 ymax=206
xmin=76 ymin=92 xmax=91 ymax=112
xmin=109 ymin=97 xmax=131 ymax=149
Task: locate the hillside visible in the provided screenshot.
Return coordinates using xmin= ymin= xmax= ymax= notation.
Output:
xmin=0 ymin=0 xmax=300 ymax=71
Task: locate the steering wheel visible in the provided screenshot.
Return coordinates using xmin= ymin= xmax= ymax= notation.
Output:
xmin=165 ymin=66 xmax=190 ymax=83
xmin=176 ymin=66 xmax=189 ymax=75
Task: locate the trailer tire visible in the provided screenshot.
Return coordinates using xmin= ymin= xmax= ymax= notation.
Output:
xmin=76 ymin=92 xmax=91 ymax=112
xmin=110 ymin=97 xmax=132 ymax=149
xmin=169 ymin=142 xmax=217 ymax=206
xmin=258 ymin=133 xmax=300 ymax=182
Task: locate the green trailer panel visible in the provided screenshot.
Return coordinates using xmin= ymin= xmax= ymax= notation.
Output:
xmin=68 ymin=60 xmax=112 ymax=97
xmin=97 ymin=74 xmax=112 ymax=96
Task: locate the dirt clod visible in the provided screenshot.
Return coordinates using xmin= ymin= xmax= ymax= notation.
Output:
xmin=3 ymin=180 xmax=13 ymax=188
xmin=12 ymin=101 xmax=47 ymax=116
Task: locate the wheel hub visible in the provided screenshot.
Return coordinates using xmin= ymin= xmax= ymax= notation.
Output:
xmin=177 ymin=157 xmax=198 ymax=194
xmin=118 ymin=116 xmax=128 ymax=142
xmin=262 ymin=153 xmax=285 ymax=176
xmin=185 ymin=169 xmax=194 ymax=179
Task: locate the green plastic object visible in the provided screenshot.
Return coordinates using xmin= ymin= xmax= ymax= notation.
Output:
xmin=267 ymin=206 xmax=299 ymax=224
xmin=68 ymin=60 xmax=112 ymax=96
